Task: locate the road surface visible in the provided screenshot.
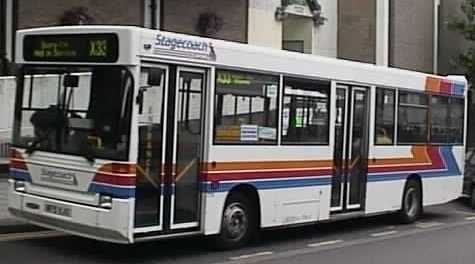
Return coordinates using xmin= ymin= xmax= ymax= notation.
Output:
xmin=0 ymin=199 xmax=475 ymax=264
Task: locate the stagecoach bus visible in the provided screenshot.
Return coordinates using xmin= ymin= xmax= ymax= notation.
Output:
xmin=8 ymin=26 xmax=467 ymax=248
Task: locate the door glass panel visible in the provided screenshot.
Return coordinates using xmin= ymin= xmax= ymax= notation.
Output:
xmin=348 ymin=90 xmax=369 ymax=206
xmin=173 ymin=71 xmax=203 ymax=225
xmin=331 ymin=88 xmax=346 ymax=208
xmin=135 ymin=67 xmax=166 ymax=227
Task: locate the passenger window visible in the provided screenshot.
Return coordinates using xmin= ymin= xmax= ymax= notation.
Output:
xmin=281 ymin=77 xmax=330 ymax=145
xmin=430 ymin=96 xmax=450 ymax=143
xmin=214 ymin=69 xmax=279 ymax=144
xmin=375 ymin=89 xmax=395 ymax=145
xmin=448 ymin=97 xmax=464 ymax=144
xmin=429 ymin=96 xmax=464 ymax=144
xmin=398 ymin=92 xmax=428 ymax=143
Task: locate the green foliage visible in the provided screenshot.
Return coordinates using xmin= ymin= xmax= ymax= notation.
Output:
xmin=449 ymin=0 xmax=475 ymax=84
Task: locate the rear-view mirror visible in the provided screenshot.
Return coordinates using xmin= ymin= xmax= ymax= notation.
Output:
xmin=148 ymin=68 xmax=164 ymax=86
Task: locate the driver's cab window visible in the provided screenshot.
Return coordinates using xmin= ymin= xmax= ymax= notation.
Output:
xmin=14 ymin=66 xmax=133 ymax=161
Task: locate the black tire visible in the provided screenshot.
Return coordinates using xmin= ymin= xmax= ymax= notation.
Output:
xmin=470 ymin=186 xmax=475 ymax=210
xmin=213 ymin=192 xmax=257 ymax=250
xmin=399 ymin=179 xmax=422 ymax=224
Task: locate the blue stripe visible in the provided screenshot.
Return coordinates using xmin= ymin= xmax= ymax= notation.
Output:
xmin=203 ymin=177 xmax=332 ymax=193
xmin=368 ymin=146 xmax=461 ymax=182
xmin=9 ymin=170 xmax=32 ymax=182
xmin=453 ymin=83 xmax=465 ymax=96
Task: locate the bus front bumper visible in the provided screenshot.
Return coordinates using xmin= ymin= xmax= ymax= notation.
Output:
xmin=7 ymin=180 xmax=133 ymax=244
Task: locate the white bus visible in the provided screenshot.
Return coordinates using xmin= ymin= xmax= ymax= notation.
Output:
xmin=8 ymin=26 xmax=467 ymax=248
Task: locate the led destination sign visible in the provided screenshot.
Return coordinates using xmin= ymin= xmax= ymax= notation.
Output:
xmin=23 ymin=33 xmax=119 ymax=62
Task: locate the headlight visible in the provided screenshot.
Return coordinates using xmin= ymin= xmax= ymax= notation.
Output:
xmin=99 ymin=195 xmax=112 ymax=209
xmin=14 ymin=180 xmax=26 ymax=192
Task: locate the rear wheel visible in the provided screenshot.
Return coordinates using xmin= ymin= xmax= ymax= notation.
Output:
xmin=399 ymin=180 xmax=422 ymax=224
xmin=214 ymin=192 xmax=257 ymax=250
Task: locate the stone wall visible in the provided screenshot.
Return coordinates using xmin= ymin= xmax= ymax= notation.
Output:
xmin=389 ymin=0 xmax=434 ymax=73
xmin=17 ymin=0 xmax=143 ymax=29
xmin=338 ymin=0 xmax=376 ymax=64
xmin=161 ymin=0 xmax=248 ymax=43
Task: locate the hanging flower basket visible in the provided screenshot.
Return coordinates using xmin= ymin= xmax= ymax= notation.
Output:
xmin=60 ymin=7 xmax=95 ymax=25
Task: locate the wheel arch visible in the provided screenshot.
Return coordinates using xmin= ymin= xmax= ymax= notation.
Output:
xmin=224 ymin=184 xmax=262 ymax=228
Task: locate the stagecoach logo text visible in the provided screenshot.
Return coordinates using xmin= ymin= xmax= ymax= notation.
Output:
xmin=40 ymin=169 xmax=78 ymax=186
xmin=153 ymin=34 xmax=216 ymax=61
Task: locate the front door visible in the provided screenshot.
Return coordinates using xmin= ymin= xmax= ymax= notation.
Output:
xmin=330 ymin=85 xmax=370 ymax=212
xmin=134 ymin=64 xmax=205 ymax=233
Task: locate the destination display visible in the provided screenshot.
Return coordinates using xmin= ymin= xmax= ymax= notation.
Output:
xmin=23 ymin=33 xmax=119 ymax=62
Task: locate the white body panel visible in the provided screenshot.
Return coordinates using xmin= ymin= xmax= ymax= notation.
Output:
xmin=8 ymin=180 xmax=133 ymax=243
xmin=10 ymin=26 xmax=468 ymax=242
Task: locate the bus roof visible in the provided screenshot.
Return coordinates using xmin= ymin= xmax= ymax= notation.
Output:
xmin=16 ymin=25 xmax=467 ymax=94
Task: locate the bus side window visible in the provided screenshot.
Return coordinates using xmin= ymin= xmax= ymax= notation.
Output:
xmin=214 ymin=69 xmax=279 ymax=145
xmin=397 ymin=92 xmax=429 ymax=144
xmin=281 ymin=77 xmax=330 ymax=145
xmin=375 ymin=88 xmax=395 ymax=145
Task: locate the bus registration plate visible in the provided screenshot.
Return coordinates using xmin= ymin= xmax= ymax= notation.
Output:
xmin=45 ymin=203 xmax=72 ymax=217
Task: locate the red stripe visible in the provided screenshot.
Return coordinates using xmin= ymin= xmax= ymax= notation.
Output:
xmin=94 ymin=174 xmax=136 ymax=186
xmin=427 ymin=146 xmax=444 ymax=169
xmin=10 ymin=160 xmax=27 ymax=170
xmin=202 ymin=169 xmax=333 ymax=181
xmin=202 ymin=147 xmax=449 ymax=181
xmin=440 ymin=80 xmax=452 ymax=94
xmin=368 ymin=164 xmax=440 ymax=173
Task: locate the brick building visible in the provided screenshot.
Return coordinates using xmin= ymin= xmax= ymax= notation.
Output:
xmin=0 ymin=0 xmax=466 ymax=76
xmin=0 ymin=0 xmax=249 ymax=76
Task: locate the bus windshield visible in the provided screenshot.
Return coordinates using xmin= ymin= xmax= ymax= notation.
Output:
xmin=12 ymin=65 xmax=134 ymax=161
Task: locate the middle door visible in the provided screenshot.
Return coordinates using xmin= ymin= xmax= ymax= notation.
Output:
xmin=330 ymin=85 xmax=370 ymax=212
xmin=135 ymin=64 xmax=205 ymax=233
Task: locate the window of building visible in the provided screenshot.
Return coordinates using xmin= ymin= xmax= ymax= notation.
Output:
xmin=397 ymin=92 xmax=428 ymax=144
xmin=214 ymin=69 xmax=279 ymax=144
xmin=375 ymin=88 xmax=395 ymax=145
xmin=431 ymin=96 xmax=464 ymax=144
xmin=281 ymin=77 xmax=330 ymax=145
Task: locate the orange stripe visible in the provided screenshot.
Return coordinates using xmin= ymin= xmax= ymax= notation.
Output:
xmin=369 ymin=146 xmax=430 ymax=166
xmin=98 ymin=163 xmax=137 ymax=174
xmin=203 ymin=146 xmax=431 ymax=172
xmin=426 ymin=77 xmax=441 ymax=93
xmin=203 ymin=160 xmax=333 ymax=171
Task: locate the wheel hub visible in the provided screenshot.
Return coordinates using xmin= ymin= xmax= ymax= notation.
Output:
xmin=223 ymin=203 xmax=248 ymax=241
xmin=405 ymin=188 xmax=419 ymax=218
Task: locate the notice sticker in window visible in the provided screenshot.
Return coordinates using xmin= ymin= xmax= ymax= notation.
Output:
xmin=240 ymin=125 xmax=259 ymax=141
xmin=266 ymin=85 xmax=278 ymax=98
xmin=259 ymin=127 xmax=277 ymax=140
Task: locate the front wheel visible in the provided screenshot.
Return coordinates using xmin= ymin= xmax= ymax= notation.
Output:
xmin=399 ymin=180 xmax=422 ymax=224
xmin=214 ymin=192 xmax=257 ymax=250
